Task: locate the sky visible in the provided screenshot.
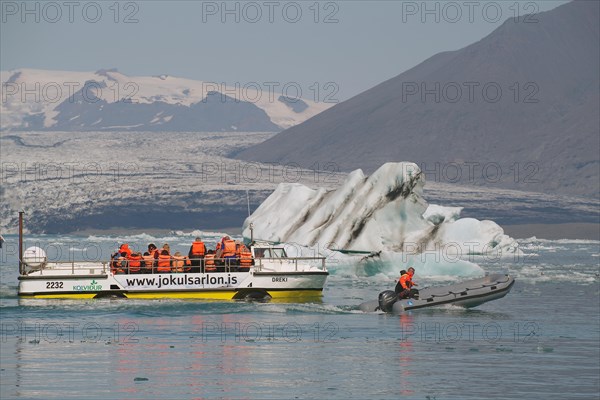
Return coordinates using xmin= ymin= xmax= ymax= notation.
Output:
xmin=1 ymin=0 xmax=568 ymax=101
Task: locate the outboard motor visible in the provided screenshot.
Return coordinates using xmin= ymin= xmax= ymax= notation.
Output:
xmin=378 ymin=290 xmax=399 ymax=313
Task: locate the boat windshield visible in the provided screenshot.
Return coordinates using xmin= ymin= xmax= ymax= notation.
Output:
xmin=270 ymin=248 xmax=287 ymax=258
xmin=253 ymin=248 xmax=288 ymax=258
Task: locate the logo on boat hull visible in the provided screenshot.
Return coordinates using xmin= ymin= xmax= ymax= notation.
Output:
xmin=72 ymin=279 xmax=103 ymax=291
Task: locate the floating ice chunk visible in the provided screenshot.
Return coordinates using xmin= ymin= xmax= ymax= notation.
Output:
xmin=438 ymin=218 xmax=519 ymax=256
xmin=243 ymin=162 xmax=519 ymax=270
xmin=423 ymin=204 xmax=463 ymax=225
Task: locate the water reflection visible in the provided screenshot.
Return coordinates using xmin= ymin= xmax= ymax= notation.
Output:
xmin=397 ymin=313 xmax=415 ymax=396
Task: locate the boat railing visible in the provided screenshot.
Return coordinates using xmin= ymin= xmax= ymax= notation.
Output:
xmin=27 ymin=257 xmax=245 ymax=275
xmin=22 ymin=255 xmax=327 ymax=275
xmin=112 ymin=256 xmax=327 ymax=274
xmin=22 ymin=261 xmax=110 ymax=276
xmin=253 ymin=256 xmax=327 ymax=272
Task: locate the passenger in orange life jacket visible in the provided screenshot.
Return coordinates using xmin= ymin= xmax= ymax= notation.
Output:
xmin=204 ymin=250 xmax=216 ymax=272
xmin=215 ymin=237 xmax=227 ymax=264
xmin=235 ymin=242 xmax=247 ymax=264
xmin=395 ymin=267 xmax=419 ymax=299
xmin=215 ymin=240 xmax=223 ymax=259
xmin=156 ymin=249 xmax=172 ymax=273
xmin=221 ymin=236 xmax=237 ymax=262
xmin=142 ymin=252 xmax=155 ymax=273
xmin=146 ymin=244 xmax=158 ymax=272
xmin=154 ymin=244 xmax=170 ymax=260
xmin=172 ymin=251 xmax=189 ymax=273
xmin=110 ymin=251 xmax=125 ymax=274
xmin=188 ymin=237 xmax=206 ymax=273
xmin=239 ymin=245 xmax=253 ymax=271
xmin=215 ymin=236 xmax=236 ymax=271
xmin=117 ymin=250 xmax=130 ymax=273
xmin=119 ymin=243 xmax=132 ymax=258
xmin=147 ymin=243 xmax=158 ymax=257
xmin=127 ymin=252 xmax=143 ymax=274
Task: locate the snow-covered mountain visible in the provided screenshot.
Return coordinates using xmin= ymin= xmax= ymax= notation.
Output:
xmin=0 ymin=69 xmax=331 ymax=132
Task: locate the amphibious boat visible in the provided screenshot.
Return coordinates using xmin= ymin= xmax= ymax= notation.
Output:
xmin=359 ymin=273 xmax=515 ymax=313
xmin=15 ymin=213 xmax=328 ymax=300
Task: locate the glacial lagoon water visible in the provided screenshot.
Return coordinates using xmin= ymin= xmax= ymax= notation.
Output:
xmin=1 ymin=233 xmax=598 ymax=399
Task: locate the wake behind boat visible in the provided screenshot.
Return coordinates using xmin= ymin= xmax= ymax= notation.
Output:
xmin=359 ymin=274 xmax=515 ymax=313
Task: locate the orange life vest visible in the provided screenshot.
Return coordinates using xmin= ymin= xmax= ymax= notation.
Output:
xmin=157 ymin=253 xmax=171 ymax=272
xmin=143 ymin=255 xmax=155 ymax=271
xmin=399 ymin=272 xmax=414 ymax=290
xmin=119 ymin=244 xmax=132 ymax=258
xmin=190 ymin=241 xmax=206 ymax=256
xmin=240 ymin=250 xmax=253 ymax=266
xmin=222 ymin=239 xmax=236 ymax=257
xmin=204 ymin=254 xmax=216 ymax=271
xmin=172 ymin=255 xmax=186 ymax=273
xmin=128 ymin=253 xmax=142 ymax=273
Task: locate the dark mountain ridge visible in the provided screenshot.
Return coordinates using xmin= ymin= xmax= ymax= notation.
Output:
xmin=237 ymin=1 xmax=600 ymax=198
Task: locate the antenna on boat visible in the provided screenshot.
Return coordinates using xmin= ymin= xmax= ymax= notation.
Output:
xmin=18 ymin=210 xmax=24 ymax=275
xmin=246 ymin=189 xmax=251 ymax=217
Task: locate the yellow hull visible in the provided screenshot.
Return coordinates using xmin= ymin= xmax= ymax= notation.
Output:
xmin=20 ymin=293 xmax=98 ymax=299
xmin=19 ymin=289 xmax=323 ymax=300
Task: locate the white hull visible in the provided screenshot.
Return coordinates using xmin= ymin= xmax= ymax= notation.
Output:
xmin=19 ymin=268 xmax=328 ymax=299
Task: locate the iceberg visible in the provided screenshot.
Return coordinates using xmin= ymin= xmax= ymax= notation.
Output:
xmin=243 ymin=162 xmax=518 ymax=276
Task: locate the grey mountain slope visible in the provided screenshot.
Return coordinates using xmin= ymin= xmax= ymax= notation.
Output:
xmin=236 ymin=1 xmax=600 ymax=198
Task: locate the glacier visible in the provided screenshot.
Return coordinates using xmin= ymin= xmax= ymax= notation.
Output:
xmin=2 ymin=130 xmax=595 ymax=239
xmin=243 ymin=162 xmax=520 ymax=277
xmin=0 ymin=68 xmax=331 ymax=132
